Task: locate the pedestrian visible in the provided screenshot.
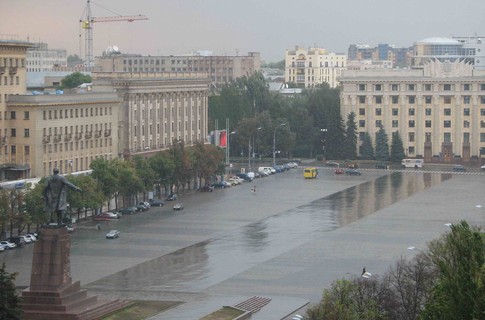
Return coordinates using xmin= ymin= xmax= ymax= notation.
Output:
xmin=97 ymin=223 xmax=101 ymax=230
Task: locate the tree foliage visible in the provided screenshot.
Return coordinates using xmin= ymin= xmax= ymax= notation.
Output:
xmin=343 ymin=112 xmax=358 ymax=160
xmin=390 ymin=132 xmax=406 ymax=164
xmin=60 ymin=72 xmax=91 ymax=89
xmin=375 ymin=125 xmax=390 ymax=162
xmin=0 ymin=263 xmax=22 ymax=320
xmin=360 ymin=132 xmax=375 ymax=160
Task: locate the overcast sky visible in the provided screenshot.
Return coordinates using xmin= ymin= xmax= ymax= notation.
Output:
xmin=1 ymin=0 xmax=484 ymax=62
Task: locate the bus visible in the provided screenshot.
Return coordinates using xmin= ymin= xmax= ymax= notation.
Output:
xmin=401 ymin=159 xmax=424 ymax=168
xmin=303 ymin=167 xmax=318 ymax=179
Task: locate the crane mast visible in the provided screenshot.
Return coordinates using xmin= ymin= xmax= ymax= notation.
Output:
xmin=80 ymin=0 xmax=148 ymax=70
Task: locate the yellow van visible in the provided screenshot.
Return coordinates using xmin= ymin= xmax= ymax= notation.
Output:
xmin=303 ymin=167 xmax=318 ymax=179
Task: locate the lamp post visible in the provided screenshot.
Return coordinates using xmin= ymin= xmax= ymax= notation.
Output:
xmin=320 ymin=128 xmax=328 ymax=160
xmin=226 ymin=131 xmax=236 ymax=166
xmin=248 ymin=127 xmax=261 ymax=173
xmin=273 ymin=123 xmax=286 ymax=167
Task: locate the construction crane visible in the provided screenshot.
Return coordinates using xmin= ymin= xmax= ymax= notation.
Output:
xmin=80 ymin=0 xmax=148 ymax=70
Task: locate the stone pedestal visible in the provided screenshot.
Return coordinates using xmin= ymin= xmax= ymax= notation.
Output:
xmin=22 ymin=227 xmax=128 ymax=320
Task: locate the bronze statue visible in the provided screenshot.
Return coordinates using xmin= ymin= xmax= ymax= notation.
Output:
xmin=43 ymin=168 xmax=82 ymax=225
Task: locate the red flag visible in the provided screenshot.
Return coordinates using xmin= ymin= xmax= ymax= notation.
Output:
xmin=219 ymin=130 xmax=227 ymax=147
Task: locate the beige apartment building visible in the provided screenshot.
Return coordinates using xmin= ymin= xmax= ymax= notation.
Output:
xmin=94 ymin=50 xmax=260 ymax=88
xmin=340 ymin=60 xmax=485 ymax=163
xmin=7 ymin=93 xmax=121 ymax=178
xmin=285 ymin=46 xmax=347 ymax=88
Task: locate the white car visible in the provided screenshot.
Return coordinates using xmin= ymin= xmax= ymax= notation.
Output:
xmin=481 ymin=164 xmax=485 ymax=171
xmin=19 ymin=235 xmax=32 ymax=244
xmin=106 ymin=230 xmax=120 ymax=239
xmin=105 ymin=212 xmax=120 ymax=219
xmin=0 ymin=240 xmax=17 ymax=249
xmin=24 ymin=234 xmax=37 ymax=242
xmin=227 ymin=178 xmax=240 ymax=186
xmin=222 ymin=181 xmax=232 ymax=188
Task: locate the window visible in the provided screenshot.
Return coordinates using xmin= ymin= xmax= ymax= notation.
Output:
xmin=408 ymin=84 xmax=415 ymax=91
xmin=376 ymin=120 xmax=382 ymax=127
xmin=375 ymin=108 xmax=382 ymax=116
xmin=25 ymin=145 xmax=30 ymax=155
xmin=359 ymin=120 xmax=366 ymax=127
xmin=409 ymin=132 xmax=415 ymax=142
xmin=481 ymin=96 xmax=485 ymax=104
xmin=464 ymin=120 xmax=470 ymax=128
xmin=481 ymin=133 xmax=485 ymax=143
xmin=24 ymin=111 xmax=29 ymax=120
xmin=444 ymin=96 xmax=451 ymax=104
xmin=444 ymin=120 xmax=451 ymax=128
xmin=409 ymin=120 xmax=415 ymax=127
xmin=464 ymin=132 xmax=470 ymax=143
xmin=375 ymin=96 xmax=382 ymax=104
xmin=391 ymin=96 xmax=399 ymax=104
xmin=359 ymin=84 xmax=366 ymax=91
xmin=392 ymin=120 xmax=398 ymax=127
xmin=11 ymin=146 xmax=16 ymax=155
xmin=409 ymin=146 xmax=415 ymax=154
xmin=375 ymin=84 xmax=382 ymax=91
xmin=359 ymin=108 xmax=365 ymax=115
xmin=463 ymin=84 xmax=471 ymax=91
xmin=24 ymin=129 xmax=29 ymax=137
xmin=11 ymin=128 xmax=16 ymax=137
xmin=443 ymin=84 xmax=452 ymax=91
xmin=481 ymin=108 xmax=485 ymax=116
xmin=463 ymin=96 xmax=471 ymax=104
xmin=408 ymin=96 xmax=415 ymax=104
xmin=425 ymin=120 xmax=432 ymax=128
xmin=391 ymin=84 xmax=399 ymax=91
xmin=464 ymin=108 xmax=470 ymax=116
xmin=10 ymin=111 xmax=15 ymax=120
xmin=425 ymin=96 xmax=432 ymax=104
xmin=424 ymin=84 xmax=432 ymax=91
xmin=392 ymin=108 xmax=398 ymax=116
xmin=481 ymin=84 xmax=485 ymax=91
xmin=444 ymin=108 xmax=451 ymax=116
xmin=409 ymin=108 xmax=415 ymax=116
xmin=444 ymin=133 xmax=451 ymax=143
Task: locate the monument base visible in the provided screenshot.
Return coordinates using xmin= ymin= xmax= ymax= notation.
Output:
xmin=21 ymin=227 xmax=129 ymax=320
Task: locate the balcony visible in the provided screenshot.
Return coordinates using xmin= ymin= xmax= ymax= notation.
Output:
xmin=0 ymin=67 xmax=5 ymax=74
xmin=84 ymin=132 xmax=92 ymax=139
xmin=42 ymin=135 xmax=51 ymax=144
xmin=0 ymin=136 xmax=6 ymax=145
xmin=94 ymin=131 xmax=102 ymax=138
xmin=64 ymin=133 xmax=72 ymax=142
xmin=54 ymin=134 xmax=62 ymax=143
xmin=104 ymin=129 xmax=111 ymax=137
xmin=75 ymin=133 xmax=82 ymax=140
xmin=9 ymin=67 xmax=17 ymax=74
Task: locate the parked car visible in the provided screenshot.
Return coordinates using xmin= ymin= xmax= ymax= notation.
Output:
xmin=335 ymin=168 xmax=344 ymax=174
xmin=235 ymin=173 xmax=253 ymax=182
xmin=94 ymin=212 xmax=119 ymax=221
xmin=211 ymin=182 xmax=226 ymax=189
xmin=24 ymin=234 xmax=37 ymax=242
xmin=0 ymin=246 xmax=4 ymax=252
xmin=7 ymin=236 xmax=25 ymax=247
xmin=452 ymin=165 xmax=466 ymax=172
xmin=135 ymin=204 xmax=149 ymax=212
xmin=199 ymin=185 xmax=214 ymax=192
xmin=19 ymin=235 xmax=32 ymax=244
xmin=118 ymin=207 xmax=138 ymax=215
xmin=139 ymin=201 xmax=151 ymax=209
xmin=173 ymin=203 xmax=184 ymax=211
xmin=222 ymin=181 xmax=232 ymax=188
xmin=0 ymin=240 xmax=17 ymax=249
xmin=106 ymin=230 xmax=120 ymax=239
xmin=481 ymin=164 xmax=485 ymax=171
xmin=66 ymin=224 xmax=75 ymax=233
xmin=105 ymin=212 xmax=121 ymax=219
xmin=149 ymin=199 xmax=165 ymax=207
xmin=345 ymin=169 xmax=362 ymax=176
xmin=227 ymin=178 xmax=239 ymax=186
xmin=166 ymin=194 xmax=178 ymax=201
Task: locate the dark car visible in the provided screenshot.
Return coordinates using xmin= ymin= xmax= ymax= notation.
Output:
xmin=211 ymin=182 xmax=226 ymax=189
xmin=7 ymin=236 xmax=25 ymax=247
xmin=166 ymin=194 xmax=178 ymax=201
xmin=149 ymin=199 xmax=165 ymax=207
xmin=236 ymin=173 xmax=253 ymax=182
xmin=199 ymin=185 xmax=214 ymax=192
xmin=345 ymin=169 xmax=362 ymax=176
xmin=135 ymin=204 xmax=148 ymax=212
xmin=452 ymin=165 xmax=466 ymax=172
xmin=118 ymin=207 xmax=137 ymax=215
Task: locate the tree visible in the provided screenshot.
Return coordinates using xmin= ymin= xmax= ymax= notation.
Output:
xmin=67 ymin=54 xmax=83 ymax=66
xmin=421 ymin=221 xmax=485 ymax=320
xmin=360 ymin=132 xmax=375 ymax=160
xmin=0 ymin=263 xmax=22 ymax=320
xmin=343 ymin=112 xmax=358 ymax=160
xmin=390 ymin=131 xmax=406 ymax=163
xmin=90 ymin=158 xmax=119 ymax=210
xmin=60 ymin=72 xmax=91 ymax=89
xmin=375 ymin=125 xmax=390 ymax=162
xmin=148 ymin=153 xmax=175 ymax=198
xmin=133 ymin=156 xmax=156 ymax=200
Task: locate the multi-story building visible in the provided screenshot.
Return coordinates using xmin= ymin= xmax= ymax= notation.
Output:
xmin=348 ymin=43 xmax=412 ymax=68
xmin=0 ymin=37 xmax=31 ymax=180
xmin=340 ymin=60 xmax=485 ymax=163
xmin=94 ymin=49 xmax=260 ymax=88
xmin=7 ymin=93 xmax=121 ymax=177
xmin=92 ymin=72 xmax=210 ymax=158
xmin=412 ymin=36 xmax=485 ymax=70
xmin=285 ymin=46 xmax=347 ymax=88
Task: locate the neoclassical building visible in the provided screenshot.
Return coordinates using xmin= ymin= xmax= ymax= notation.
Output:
xmin=285 ymin=46 xmax=347 ymax=88
xmin=340 ymin=60 xmax=485 ymax=163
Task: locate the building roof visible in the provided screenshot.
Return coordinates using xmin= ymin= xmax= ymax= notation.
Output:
xmin=415 ymin=37 xmax=461 ymax=45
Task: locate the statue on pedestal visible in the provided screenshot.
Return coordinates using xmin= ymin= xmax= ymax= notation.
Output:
xmin=43 ymin=168 xmax=82 ymax=225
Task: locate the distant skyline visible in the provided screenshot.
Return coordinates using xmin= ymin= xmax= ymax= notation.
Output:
xmin=1 ymin=0 xmax=484 ymax=62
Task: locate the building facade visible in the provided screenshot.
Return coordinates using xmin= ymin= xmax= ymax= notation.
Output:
xmin=94 ymin=50 xmax=260 ymax=88
xmin=7 ymin=93 xmax=121 ymax=178
xmin=348 ymin=44 xmax=412 ymax=68
xmin=340 ymin=60 xmax=485 ymax=163
xmin=285 ymin=46 xmax=347 ymax=88
xmin=0 ymin=38 xmax=31 ymax=180
xmin=92 ymin=72 xmax=210 ymax=159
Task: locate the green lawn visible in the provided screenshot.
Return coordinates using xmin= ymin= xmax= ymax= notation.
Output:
xmin=199 ymin=306 xmax=245 ymax=320
xmin=101 ymin=300 xmax=182 ymax=320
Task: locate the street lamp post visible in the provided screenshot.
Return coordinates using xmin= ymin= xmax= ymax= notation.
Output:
xmin=273 ymin=123 xmax=286 ymax=167
xmin=320 ymin=128 xmax=328 ymax=160
xmin=248 ymin=127 xmax=261 ymax=173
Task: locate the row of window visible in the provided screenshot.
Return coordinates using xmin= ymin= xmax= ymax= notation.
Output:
xmin=43 ymin=139 xmax=113 ymax=153
xmin=0 ymin=75 xmax=20 ymax=86
xmin=41 ymin=107 xmax=113 ymax=120
xmin=357 ymin=95 xmax=485 ymax=104
xmin=123 ymin=58 xmax=239 ymax=66
xmin=133 ymin=120 xmax=201 ymax=136
xmin=359 ymin=83 xmax=485 ymax=92
xmin=358 ymin=107 xmax=485 ymax=116
xmin=358 ymin=119 xmax=485 ymax=129
xmin=358 ymin=132 xmax=485 ymax=144
xmin=0 ymin=58 xmax=25 ymax=68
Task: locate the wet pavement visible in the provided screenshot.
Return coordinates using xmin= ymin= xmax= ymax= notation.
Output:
xmin=2 ymin=167 xmax=484 ymax=319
